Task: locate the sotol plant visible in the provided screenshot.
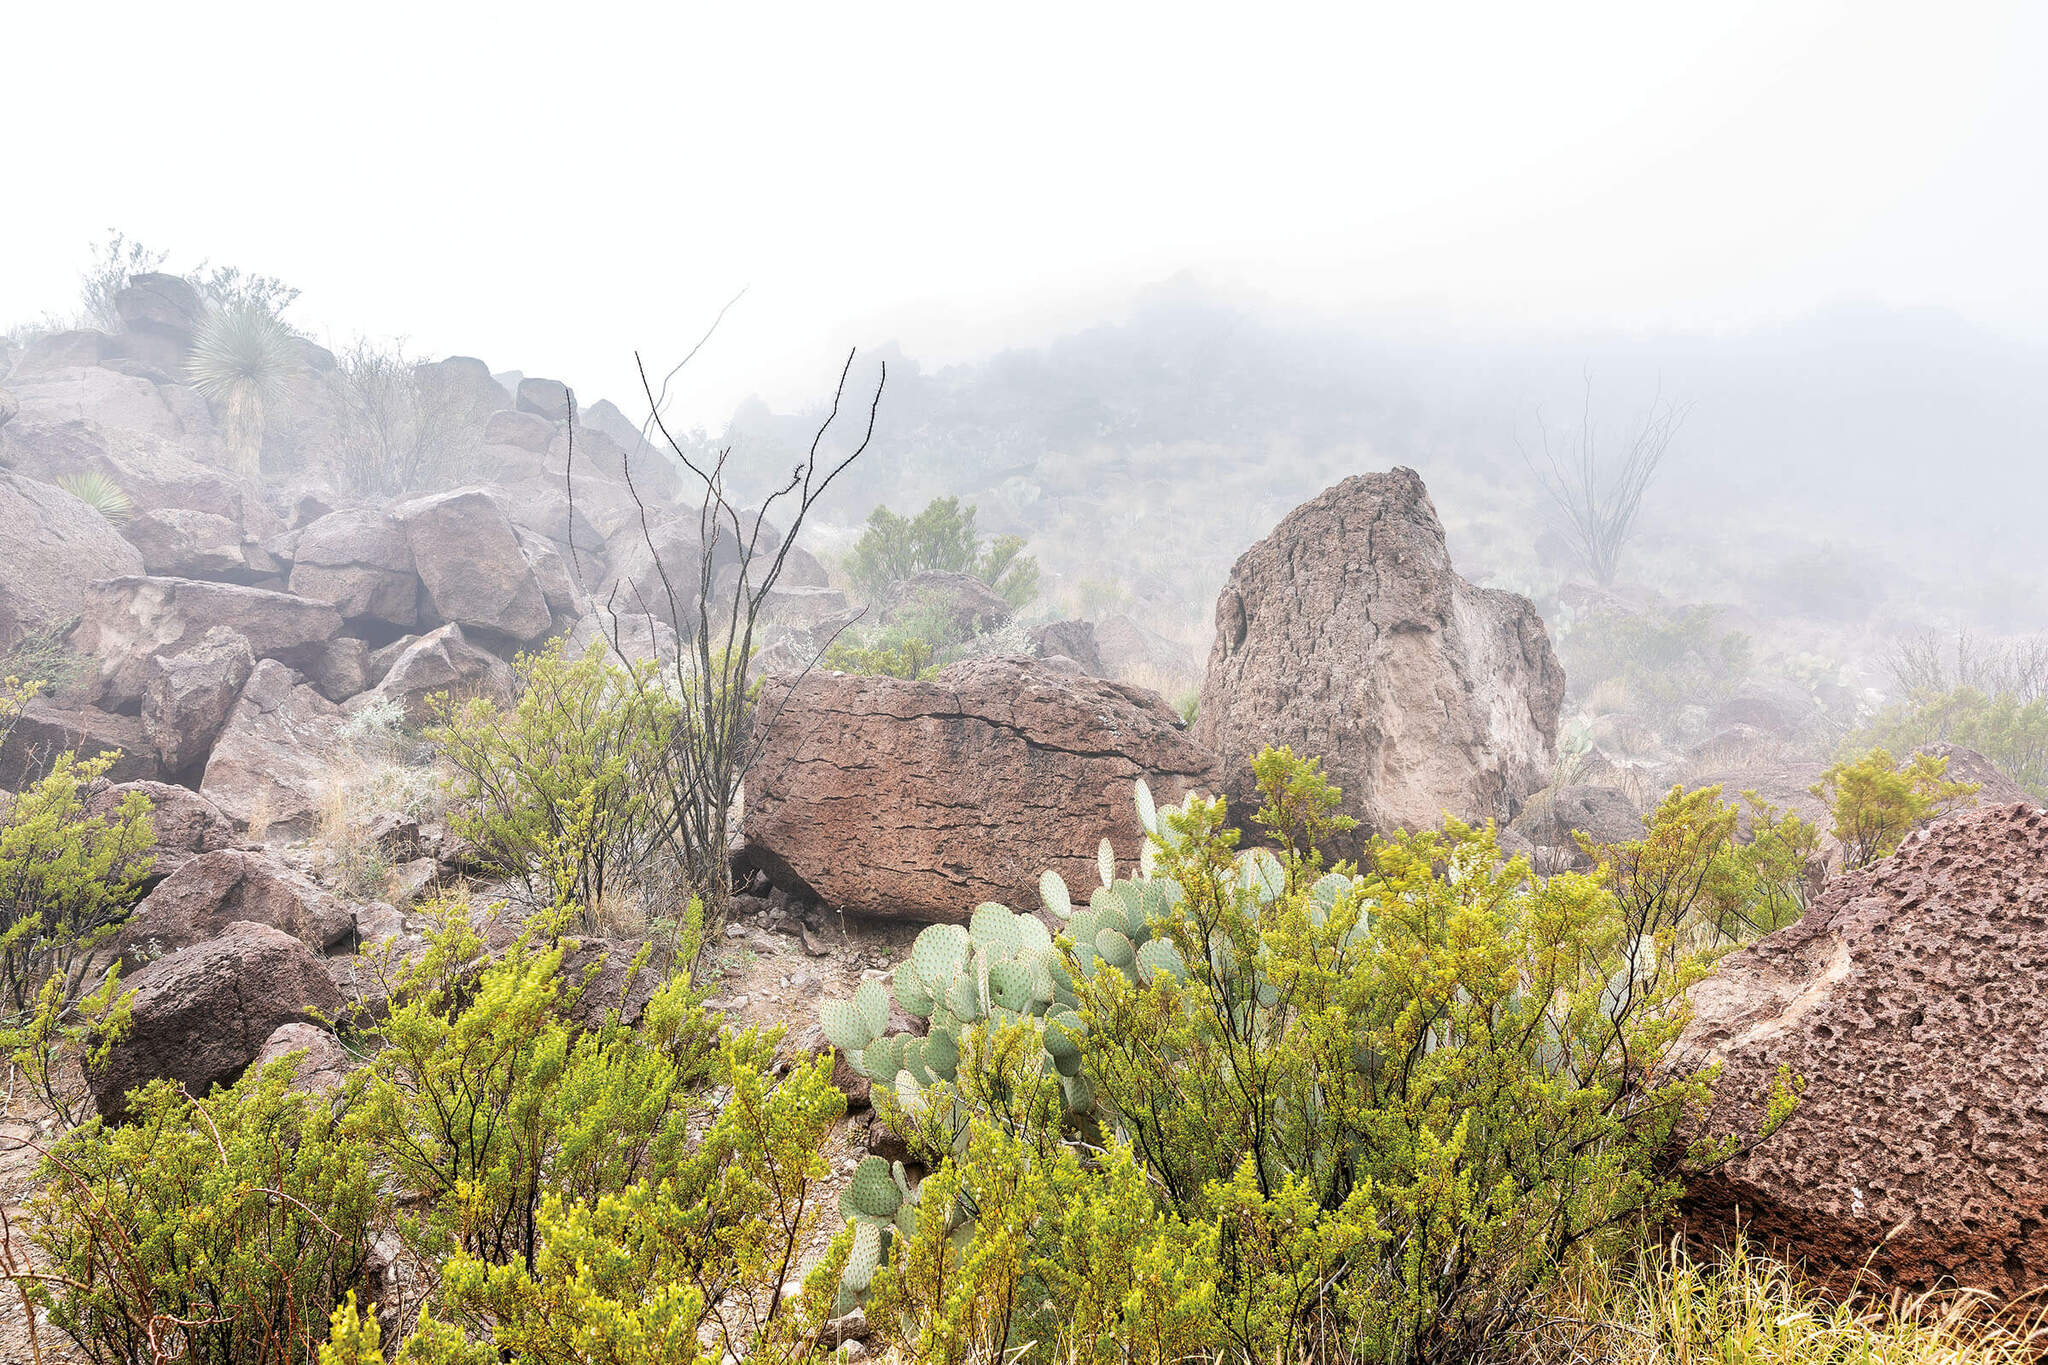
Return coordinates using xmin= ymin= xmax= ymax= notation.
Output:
xmin=56 ymin=471 xmax=133 ymax=523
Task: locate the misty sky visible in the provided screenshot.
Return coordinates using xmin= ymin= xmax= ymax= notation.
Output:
xmin=6 ymin=2 xmax=2043 ymax=426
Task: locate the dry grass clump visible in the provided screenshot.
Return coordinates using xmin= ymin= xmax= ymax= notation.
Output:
xmin=1523 ymin=1239 xmax=2047 ymax=1365
xmin=312 ymin=697 xmax=443 ymax=898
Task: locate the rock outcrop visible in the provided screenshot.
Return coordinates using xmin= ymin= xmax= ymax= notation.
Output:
xmin=1193 ymin=469 xmax=1564 ymax=847
xmin=142 ymin=626 xmax=256 ymax=774
xmin=0 ymin=700 xmax=156 ymax=785
xmin=394 ymin=487 xmax=552 ymax=642
xmin=1675 ymin=803 xmax=2048 ymax=1299
xmin=89 ymin=921 xmax=344 ymax=1119
xmin=742 ymin=656 xmax=1218 ymax=921
xmin=352 ymin=622 xmax=514 ymax=724
xmin=118 ymin=848 xmax=358 ymax=963
xmin=82 ymin=780 xmax=235 ymax=885
xmin=287 ymin=507 xmax=420 ymax=627
xmin=199 ymin=660 xmax=349 ymax=835
xmin=877 ymin=572 xmax=1012 ymax=640
xmin=70 ymin=576 xmax=341 ymax=709
xmin=0 ymin=471 xmax=143 ymax=648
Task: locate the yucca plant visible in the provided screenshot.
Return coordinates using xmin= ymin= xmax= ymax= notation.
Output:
xmin=56 ymin=471 xmax=133 ymax=524
xmin=185 ymin=304 xmax=301 ymax=478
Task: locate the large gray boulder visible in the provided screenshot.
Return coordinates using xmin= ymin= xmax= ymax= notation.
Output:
xmin=199 ymin=660 xmax=349 ymax=836
xmin=121 ymin=507 xmax=277 ymax=582
xmin=287 ymin=507 xmax=420 ymax=627
xmin=1193 ymin=468 xmax=1565 ymax=848
xmin=351 ymin=622 xmax=514 ymax=725
xmin=70 ymin=577 xmax=341 ymax=710
xmin=89 ymin=921 xmax=344 ymax=1119
xmin=0 ymin=470 xmax=143 ymax=648
xmin=394 ymin=488 xmax=552 ymax=641
xmin=142 ymin=626 xmax=256 ymax=774
xmin=743 ymin=657 xmax=1219 ymax=922
xmin=118 ymin=848 xmax=358 ymax=964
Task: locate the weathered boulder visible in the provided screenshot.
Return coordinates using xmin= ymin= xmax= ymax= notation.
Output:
xmin=484 ymin=408 xmax=555 ymax=454
xmin=1092 ymin=613 xmax=1194 ymax=684
xmin=760 ymin=585 xmax=851 ymax=631
xmin=516 ymin=377 xmax=572 ymax=422
xmin=251 ymin=1020 xmax=353 ymax=1095
xmin=1707 ymin=678 xmax=1829 ymax=741
xmin=1032 ymin=620 xmax=1105 ymax=676
xmin=118 ymin=848 xmax=358 ymax=963
xmin=287 ymin=507 xmax=420 ymax=627
xmin=90 ymin=921 xmax=344 ymax=1119
xmin=0 ymin=699 xmax=156 ymax=786
xmin=121 ymin=507 xmax=275 ymax=581
xmin=1676 ymin=803 xmax=2048 ymax=1299
xmin=199 ymin=660 xmax=349 ymax=835
xmin=416 ymin=355 xmax=509 ymax=418
xmin=743 ymin=657 xmax=1218 ymax=922
xmin=70 ymin=576 xmax=341 ymax=709
xmin=350 ymin=622 xmax=514 ymax=725
xmin=0 ymin=470 xmax=143 ymax=647
xmin=300 ymin=637 xmax=371 ymax=703
xmin=112 ymin=273 xmax=204 ymax=340
xmin=0 ymin=419 xmax=255 ymax=523
xmin=142 ymin=626 xmax=256 ymax=773
xmin=877 ymin=572 xmax=1012 ymax=640
xmin=559 ymin=937 xmax=661 ymax=1030
xmin=394 ymin=488 xmax=551 ymax=641
xmin=1509 ymin=785 xmax=1643 ymax=856
xmin=1193 ymin=469 xmax=1565 ymax=848
xmin=10 ymin=330 xmax=114 ymax=376
xmin=82 ymin=780 xmax=235 ymax=885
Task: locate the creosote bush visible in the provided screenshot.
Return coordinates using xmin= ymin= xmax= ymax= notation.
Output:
xmin=1812 ymin=747 xmax=1979 ymax=869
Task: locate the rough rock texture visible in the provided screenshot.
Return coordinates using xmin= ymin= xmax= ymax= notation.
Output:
xmin=1510 ymin=785 xmax=1643 ymax=855
xmin=1093 ymin=613 xmax=1194 ymax=684
xmin=878 ymin=572 xmax=1013 ymax=639
xmin=143 ymin=626 xmax=256 ymax=773
xmin=742 ymin=657 xmax=1219 ymax=922
xmin=71 ymin=576 xmax=341 ymax=709
xmin=299 ymin=637 xmax=371 ymax=703
xmin=0 ymin=470 xmax=143 ymax=647
xmin=353 ymin=622 xmax=515 ymax=724
xmin=559 ymin=937 xmax=662 ymax=1030
xmin=1193 ymin=469 xmax=1565 ymax=847
xmin=90 ymin=921 xmax=345 ymax=1119
xmin=1032 ymin=620 xmax=1105 ymax=676
xmin=0 ymin=699 xmax=156 ymax=785
xmin=199 ymin=660 xmax=349 ymax=835
xmin=113 ymin=273 xmax=204 ymax=340
xmin=122 ymin=507 xmax=274 ymax=581
xmin=83 ymin=779 xmax=235 ymax=885
xmin=252 ymin=1020 xmax=352 ymax=1094
xmin=0 ymin=418 xmax=256 ymax=523
xmin=119 ymin=848 xmax=358 ymax=963
xmin=1676 ymin=803 xmax=2048 ymax=1299
xmin=395 ymin=488 xmax=552 ymax=641
xmin=287 ymin=507 xmax=420 ymax=626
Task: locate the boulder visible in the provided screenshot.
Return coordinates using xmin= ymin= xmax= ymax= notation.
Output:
xmin=416 ymin=355 xmax=510 ymax=417
xmin=559 ymin=937 xmax=660 ymax=1030
xmin=299 ymin=637 xmax=371 ymax=703
xmin=484 ymin=408 xmax=555 ymax=454
xmin=142 ymin=626 xmax=256 ymax=774
xmin=1092 ymin=613 xmax=1194 ymax=684
xmin=602 ymin=520 xmax=705 ymax=638
xmin=112 ymin=273 xmax=204 ymax=340
xmin=251 ymin=1020 xmax=352 ymax=1095
xmin=0 ymin=470 xmax=144 ymax=647
xmin=199 ymin=660 xmax=349 ymax=835
xmin=82 ymin=779 xmax=235 ymax=886
xmin=1193 ymin=468 xmax=1564 ymax=849
xmin=515 ymin=377 xmax=572 ymax=422
xmin=1676 ymin=803 xmax=2048 ymax=1299
xmin=70 ymin=577 xmax=341 ymax=710
xmin=1032 ymin=620 xmax=1105 ymax=676
xmin=394 ymin=488 xmax=552 ymax=641
xmin=742 ymin=657 xmax=1219 ymax=922
xmin=877 ymin=572 xmax=1012 ymax=640
xmin=121 ymin=507 xmax=275 ymax=581
xmin=0 ymin=699 xmax=156 ymax=786
xmin=287 ymin=507 xmax=420 ymax=627
xmin=1707 ymin=679 xmax=1828 ymax=742
xmin=118 ymin=848 xmax=358 ymax=963
xmin=11 ymin=330 xmax=114 ymax=375
xmin=0 ymin=418 xmax=254 ymax=523
xmin=1509 ymin=785 xmax=1643 ymax=855
xmin=761 ymin=585 xmax=851 ymax=631
xmin=89 ymin=921 xmax=345 ymax=1119
xmin=351 ymin=622 xmax=515 ymax=725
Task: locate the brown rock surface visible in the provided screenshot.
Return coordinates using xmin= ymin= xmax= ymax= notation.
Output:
xmin=1675 ymin=803 xmax=2048 ymax=1298
xmin=1193 ymin=468 xmax=1564 ymax=848
xmin=394 ymin=487 xmax=552 ymax=641
xmin=287 ymin=507 xmax=420 ymax=627
xmin=70 ymin=576 xmax=341 ymax=709
xmin=352 ymin=621 xmax=514 ymax=724
xmin=83 ymin=779 xmax=236 ymax=885
xmin=142 ymin=626 xmax=255 ymax=773
xmin=0 ymin=470 xmax=143 ymax=648
xmin=89 ymin=921 xmax=345 ymax=1119
xmin=0 ymin=698 xmax=157 ymax=785
xmin=118 ymin=848 xmax=358 ymax=963
xmin=743 ymin=656 xmax=1218 ymax=921
xmin=199 ymin=659 xmax=349 ymax=835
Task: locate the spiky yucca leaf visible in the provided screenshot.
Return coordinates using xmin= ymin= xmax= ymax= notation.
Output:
xmin=56 ymin=471 xmax=133 ymax=524
xmin=184 ymin=305 xmax=300 ymax=406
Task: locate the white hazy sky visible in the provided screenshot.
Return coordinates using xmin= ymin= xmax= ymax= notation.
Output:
xmin=5 ymin=1 xmax=2043 ymax=425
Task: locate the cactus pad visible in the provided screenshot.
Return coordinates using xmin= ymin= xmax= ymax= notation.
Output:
xmin=852 ymin=979 xmax=891 ymax=1041
xmin=819 ymin=999 xmax=875 ymax=1054
xmin=1039 ymin=869 xmax=1072 ymax=919
xmin=1135 ymin=938 xmax=1186 ymax=984
xmin=970 ymin=902 xmax=1022 ymax=956
xmin=843 ymin=1156 xmax=903 ymax=1219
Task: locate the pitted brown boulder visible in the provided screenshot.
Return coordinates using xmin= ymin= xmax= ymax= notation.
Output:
xmin=350 ymin=622 xmax=514 ymax=725
xmin=1675 ymin=802 xmax=2048 ymax=1299
xmin=1193 ymin=468 xmax=1564 ymax=849
xmin=742 ymin=656 xmax=1218 ymax=922
xmin=118 ymin=848 xmax=358 ymax=964
xmin=394 ymin=487 xmax=551 ymax=641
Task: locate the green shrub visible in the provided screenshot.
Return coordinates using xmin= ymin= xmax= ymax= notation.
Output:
xmin=845 ymin=496 xmax=1040 ymax=607
xmin=430 ymin=640 xmax=677 ymax=929
xmin=26 ymin=1060 xmax=376 ymax=1365
xmin=822 ymin=749 xmax=1796 ymax=1364
xmin=1851 ymin=686 xmax=2048 ymax=803
xmin=1556 ymin=603 xmax=1753 ymax=713
xmin=1590 ymin=784 xmax=1820 ymax=947
xmin=1811 ymin=747 xmax=1979 ymax=869
xmin=57 ymin=471 xmax=134 ymax=524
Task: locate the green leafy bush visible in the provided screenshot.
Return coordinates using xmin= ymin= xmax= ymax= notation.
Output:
xmin=822 ymin=749 xmax=1795 ymax=1364
xmin=430 ymin=640 xmax=677 ymax=929
xmin=26 ymin=1060 xmax=376 ymax=1365
xmin=1851 ymin=686 xmax=2048 ymax=803
xmin=845 ymin=495 xmax=1040 ymax=607
xmin=1811 ymin=747 xmax=1979 ymax=869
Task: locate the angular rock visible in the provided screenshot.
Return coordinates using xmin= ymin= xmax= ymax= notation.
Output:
xmin=299 ymin=637 xmax=370 ymax=704
xmin=0 ymin=470 xmax=144 ymax=647
xmin=118 ymin=848 xmax=358 ymax=963
xmin=394 ymin=488 xmax=551 ymax=641
xmin=83 ymin=779 xmax=235 ymax=885
xmin=113 ymin=273 xmax=204 ymax=340
xmin=0 ymin=699 xmax=156 ymax=786
xmin=90 ymin=921 xmax=345 ymax=1119
xmin=0 ymin=419 xmax=254 ymax=523
xmin=71 ymin=576 xmax=341 ymax=709
xmin=1092 ymin=613 xmax=1194 ymax=684
xmin=287 ymin=507 xmax=420 ymax=627
xmin=121 ymin=507 xmax=274 ymax=581
xmin=515 ymin=377 xmax=572 ymax=422
xmin=743 ymin=657 xmax=1219 ymax=922
xmin=1032 ymin=620 xmax=1105 ymax=676
xmin=877 ymin=572 xmax=1012 ymax=640
xmin=199 ymin=660 xmax=349 ymax=835
xmin=484 ymin=408 xmax=555 ymax=453
xmin=559 ymin=937 xmax=660 ymax=1029
xmin=251 ymin=1020 xmax=352 ymax=1095
xmin=142 ymin=626 xmax=256 ymax=773
xmin=1677 ymin=803 xmax=2048 ymax=1299
xmin=1193 ymin=468 xmax=1565 ymax=848
xmin=350 ymin=622 xmax=515 ymax=725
